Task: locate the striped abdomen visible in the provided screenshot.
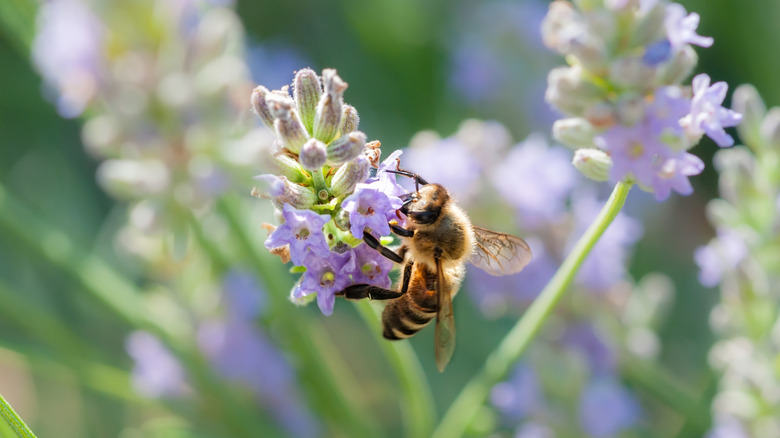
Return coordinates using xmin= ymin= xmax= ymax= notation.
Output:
xmin=382 ymin=262 xmax=438 ymax=340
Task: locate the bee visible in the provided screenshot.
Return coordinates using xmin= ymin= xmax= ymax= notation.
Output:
xmin=338 ymin=170 xmax=532 ymax=371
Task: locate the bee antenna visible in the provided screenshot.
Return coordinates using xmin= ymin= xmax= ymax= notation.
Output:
xmin=385 ymin=169 xmax=429 ymax=191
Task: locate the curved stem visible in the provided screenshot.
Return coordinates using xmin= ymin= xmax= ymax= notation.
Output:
xmin=0 ymin=391 xmax=35 ymax=438
xmin=354 ymin=301 xmax=436 ymax=438
xmin=432 ymin=181 xmax=632 ymax=438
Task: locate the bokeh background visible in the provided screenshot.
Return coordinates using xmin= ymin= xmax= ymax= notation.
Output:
xmin=0 ymin=0 xmax=775 ymax=437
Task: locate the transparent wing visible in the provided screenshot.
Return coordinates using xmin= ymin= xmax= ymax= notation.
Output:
xmin=469 ymin=226 xmax=533 ymax=276
xmin=434 ymin=256 xmax=455 ymax=372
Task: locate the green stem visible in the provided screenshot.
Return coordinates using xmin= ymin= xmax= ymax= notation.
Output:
xmin=432 ymin=181 xmax=632 ymax=438
xmin=311 ymin=167 xmax=329 ymax=200
xmin=0 ymin=391 xmax=35 ymax=438
xmin=354 ymin=301 xmax=436 ymax=438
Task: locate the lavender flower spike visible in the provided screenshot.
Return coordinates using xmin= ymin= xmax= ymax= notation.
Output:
xmin=264 ymin=203 xmax=331 ymax=266
xmin=681 ymin=74 xmax=743 ymax=147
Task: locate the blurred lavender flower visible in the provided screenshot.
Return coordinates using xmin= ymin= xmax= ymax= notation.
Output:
xmin=493 ymin=134 xmax=577 ymax=228
xmin=126 ymin=331 xmax=188 ymax=399
xmin=561 ymin=323 xmax=616 ymax=375
xmin=490 ymin=363 xmax=544 ymax=422
xmin=199 ymin=270 xmax=317 ymax=437
xmin=694 ymin=229 xmax=748 ymax=287
xmin=32 ymin=0 xmax=104 ymax=118
xmin=544 ymin=1 xmax=741 ymax=200
xmin=578 ymin=377 xmax=641 ymax=438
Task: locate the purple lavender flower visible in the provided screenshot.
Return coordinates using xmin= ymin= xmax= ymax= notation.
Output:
xmin=449 ymin=44 xmax=505 ymax=103
xmin=126 ymin=331 xmax=188 ymax=398
xmin=596 ymin=122 xmax=667 ymax=189
xmin=664 ymin=3 xmax=714 ymax=50
xmin=578 ymin=377 xmax=641 ymax=438
xmin=293 ymin=250 xmax=355 ymax=315
xmin=694 ymin=229 xmax=748 ymax=287
xmin=651 ymin=152 xmax=704 ymax=201
xmin=682 ymin=74 xmax=743 ymax=147
xmin=492 ymin=134 xmax=578 ymax=228
xmin=264 ymin=203 xmax=331 ymax=266
xmin=370 ymin=149 xmax=407 ymax=197
xmin=341 ymin=182 xmax=403 ymax=240
xmin=32 ymin=0 xmax=104 ymax=118
xmin=348 ymin=243 xmax=394 ymax=289
xmin=490 ymin=363 xmax=544 ymax=422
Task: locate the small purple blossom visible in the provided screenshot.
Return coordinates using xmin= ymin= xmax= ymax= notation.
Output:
xmin=264 ymin=203 xmax=331 ymax=266
xmin=341 ymin=182 xmax=403 ymax=240
xmin=293 ymin=250 xmax=355 ymax=315
xmin=651 ymin=152 xmax=704 ymax=201
xmin=664 ymin=3 xmax=713 ymax=50
xmin=682 ymin=74 xmax=743 ymax=147
xmin=579 ymin=377 xmax=641 ymax=438
xmin=596 ymin=121 xmax=667 ymax=189
xmin=492 ymin=134 xmax=578 ymax=228
xmin=348 ymin=243 xmax=394 ymax=288
xmin=222 ymin=270 xmax=265 ymax=320
xmin=370 ymin=149 xmax=407 ymax=197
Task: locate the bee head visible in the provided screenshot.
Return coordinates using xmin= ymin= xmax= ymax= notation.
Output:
xmin=400 ymin=184 xmax=449 ymax=225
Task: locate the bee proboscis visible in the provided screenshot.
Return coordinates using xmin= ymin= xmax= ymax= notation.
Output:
xmin=337 ymin=170 xmax=532 ymax=371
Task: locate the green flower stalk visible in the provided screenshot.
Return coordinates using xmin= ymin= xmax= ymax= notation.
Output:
xmin=0 ymin=392 xmax=36 ymax=438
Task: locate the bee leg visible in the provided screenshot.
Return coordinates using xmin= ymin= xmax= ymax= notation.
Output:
xmin=363 ymin=232 xmax=404 ymax=263
xmin=337 ymin=284 xmax=404 ymax=300
xmin=390 ymin=223 xmax=414 ymax=237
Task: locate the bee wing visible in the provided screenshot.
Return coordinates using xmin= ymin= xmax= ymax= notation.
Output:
xmin=470 ymin=226 xmax=533 ymax=276
xmin=434 ymin=255 xmax=455 ymax=372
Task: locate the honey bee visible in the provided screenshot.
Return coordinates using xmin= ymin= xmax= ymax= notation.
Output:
xmin=338 ymin=171 xmax=532 ymax=371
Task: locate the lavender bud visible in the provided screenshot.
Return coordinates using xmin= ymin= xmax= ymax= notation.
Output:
xmin=313 ymin=69 xmax=347 ymax=143
xmin=338 ymin=104 xmax=360 ymax=136
xmin=584 ymin=101 xmax=616 ymax=129
xmin=294 ymin=68 xmax=321 ymax=133
xmin=573 ymin=148 xmax=612 ymax=181
xmin=250 ymin=85 xmax=275 ymax=128
xmin=266 ymin=152 xmax=308 ymax=183
xmin=609 ymin=57 xmax=655 ymax=89
xmin=300 ymin=138 xmax=327 ymax=170
xmin=330 ymin=155 xmax=370 ymax=197
xmin=253 ymin=174 xmax=317 ymax=209
xmin=615 ymin=93 xmax=646 ymax=126
xmin=542 ymin=1 xmax=583 ymax=55
xmin=631 ymin=3 xmax=666 ymax=48
xmin=657 ymin=45 xmax=698 ymax=85
xmin=733 ymin=84 xmax=767 ymax=150
xmin=326 ymin=131 xmax=366 ymax=166
xmin=545 ymin=65 xmax=602 ymax=116
xmin=267 ymin=94 xmax=309 ymax=154
xmin=553 ymin=117 xmax=596 ymax=149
